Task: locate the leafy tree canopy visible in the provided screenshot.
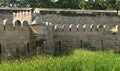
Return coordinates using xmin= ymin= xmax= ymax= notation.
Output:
xmin=0 ymin=0 xmax=120 ymax=10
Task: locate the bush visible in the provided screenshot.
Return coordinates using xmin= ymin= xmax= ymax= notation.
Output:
xmin=0 ymin=50 xmax=120 ymax=71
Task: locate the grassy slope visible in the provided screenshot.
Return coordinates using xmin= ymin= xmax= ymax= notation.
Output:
xmin=0 ymin=50 xmax=120 ymax=71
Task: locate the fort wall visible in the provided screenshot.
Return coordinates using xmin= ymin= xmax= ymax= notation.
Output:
xmin=53 ymin=24 xmax=120 ymax=53
xmin=34 ymin=8 xmax=120 ymax=53
xmin=0 ymin=8 xmax=120 ymax=58
xmin=0 ymin=22 xmax=30 ymax=58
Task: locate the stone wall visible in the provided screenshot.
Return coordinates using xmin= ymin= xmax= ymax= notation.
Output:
xmin=53 ymin=24 xmax=120 ymax=53
xmin=0 ymin=13 xmax=13 ymax=24
xmin=40 ymin=14 xmax=120 ymax=26
xmin=0 ymin=8 xmax=120 ymax=57
xmin=36 ymin=10 xmax=120 ymax=53
xmin=0 ymin=23 xmax=30 ymax=58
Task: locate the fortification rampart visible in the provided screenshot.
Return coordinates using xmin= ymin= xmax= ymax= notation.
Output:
xmin=52 ymin=24 xmax=120 ymax=53
xmin=0 ymin=8 xmax=120 ymax=58
xmin=0 ymin=21 xmax=30 ymax=58
xmin=33 ymin=8 xmax=120 ymax=54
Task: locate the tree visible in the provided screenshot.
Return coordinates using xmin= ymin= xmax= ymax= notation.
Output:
xmin=78 ymin=0 xmax=86 ymax=9
xmin=105 ymin=0 xmax=116 ymax=10
xmin=0 ymin=0 xmax=15 ymax=7
xmin=55 ymin=0 xmax=80 ymax=9
xmin=114 ymin=0 xmax=120 ymax=10
xmin=40 ymin=0 xmax=55 ymax=8
xmin=0 ymin=0 xmax=118 ymax=10
xmin=84 ymin=0 xmax=94 ymax=9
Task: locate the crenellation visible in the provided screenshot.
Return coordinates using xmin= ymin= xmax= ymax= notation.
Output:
xmin=61 ymin=24 xmax=65 ymax=31
xmin=82 ymin=24 xmax=87 ymax=31
xmin=103 ymin=24 xmax=110 ymax=31
xmin=97 ymin=26 xmax=105 ymax=33
xmin=90 ymin=24 xmax=97 ymax=31
xmin=76 ymin=24 xmax=79 ymax=31
xmin=0 ymin=8 xmax=120 ymax=58
xmin=54 ymin=24 xmax=62 ymax=32
xmin=69 ymin=24 xmax=77 ymax=32
xmin=53 ymin=23 xmax=120 ymax=52
xmin=86 ymin=24 xmax=92 ymax=32
xmin=115 ymin=25 xmax=119 ymax=33
xmin=69 ymin=24 xmax=73 ymax=32
xmin=77 ymin=24 xmax=84 ymax=31
xmin=97 ymin=24 xmax=104 ymax=29
xmin=61 ymin=24 xmax=68 ymax=32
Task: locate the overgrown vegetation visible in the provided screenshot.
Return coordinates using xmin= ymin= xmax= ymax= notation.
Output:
xmin=0 ymin=50 xmax=120 ymax=71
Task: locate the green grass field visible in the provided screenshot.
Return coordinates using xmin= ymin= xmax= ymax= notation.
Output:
xmin=0 ymin=50 xmax=120 ymax=71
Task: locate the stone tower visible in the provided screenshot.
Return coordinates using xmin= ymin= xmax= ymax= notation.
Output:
xmin=13 ymin=10 xmax=32 ymax=26
xmin=0 ymin=9 xmax=32 ymax=58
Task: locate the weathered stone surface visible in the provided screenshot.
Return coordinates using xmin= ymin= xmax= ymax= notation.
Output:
xmin=1 ymin=8 xmax=120 ymax=58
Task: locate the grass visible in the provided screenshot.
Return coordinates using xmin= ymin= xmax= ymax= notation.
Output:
xmin=0 ymin=50 xmax=120 ymax=71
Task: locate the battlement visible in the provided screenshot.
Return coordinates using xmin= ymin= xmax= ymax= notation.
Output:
xmin=0 ymin=8 xmax=120 ymax=59
xmin=0 ymin=21 xmax=29 ymax=30
xmin=13 ymin=11 xmax=32 ymax=24
xmin=53 ymin=24 xmax=119 ymax=32
xmin=50 ymin=23 xmax=120 ymax=54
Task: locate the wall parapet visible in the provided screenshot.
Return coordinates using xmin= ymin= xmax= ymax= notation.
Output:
xmin=52 ymin=24 xmax=120 ymax=53
xmin=53 ymin=24 xmax=119 ymax=33
xmin=34 ymin=8 xmax=118 ymax=16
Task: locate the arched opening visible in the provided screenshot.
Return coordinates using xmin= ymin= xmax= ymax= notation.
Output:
xmin=61 ymin=25 xmax=65 ymax=32
xmin=15 ymin=20 xmax=22 ymax=30
xmin=54 ymin=25 xmax=61 ymax=32
xmin=90 ymin=24 xmax=97 ymax=31
xmin=97 ymin=25 xmax=104 ymax=31
xmin=23 ymin=21 xmax=29 ymax=30
xmin=15 ymin=20 xmax=21 ymax=26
